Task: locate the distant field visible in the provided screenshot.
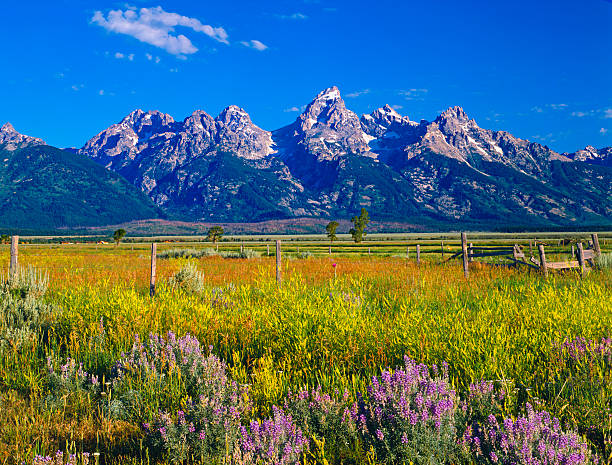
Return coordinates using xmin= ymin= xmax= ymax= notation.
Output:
xmin=0 ymin=240 xmax=610 ymax=464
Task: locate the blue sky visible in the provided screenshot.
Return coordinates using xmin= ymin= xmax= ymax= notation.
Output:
xmin=1 ymin=0 xmax=610 ymax=152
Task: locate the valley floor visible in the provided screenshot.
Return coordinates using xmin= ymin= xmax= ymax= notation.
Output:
xmin=0 ymin=240 xmax=610 ymax=464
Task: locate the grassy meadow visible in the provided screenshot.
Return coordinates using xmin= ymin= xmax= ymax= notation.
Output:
xmin=0 ymin=237 xmax=610 ymax=465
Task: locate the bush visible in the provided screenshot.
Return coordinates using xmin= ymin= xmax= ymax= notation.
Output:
xmin=234 ymin=406 xmax=309 ymax=465
xmin=355 ymin=356 xmax=460 ymax=464
xmin=111 ymin=331 xmax=250 ymax=424
xmin=284 ymin=385 xmax=358 ymax=458
xmin=460 ymin=403 xmax=597 ymax=465
xmin=0 ymin=267 xmax=54 ymax=352
xmin=219 ymin=250 xmax=261 ymax=259
xmin=169 ymin=262 xmax=206 ymax=294
xmin=594 ymin=252 xmax=612 ymax=269
xmin=157 ymin=248 xmax=216 ymax=260
xmin=0 ymin=266 xmax=49 ymax=299
xmin=44 ymin=355 xmax=101 ymax=409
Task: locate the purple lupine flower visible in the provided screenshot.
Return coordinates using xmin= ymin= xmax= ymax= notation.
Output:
xmin=357 ymin=356 xmax=458 ymax=463
xmin=462 ymin=403 xmax=597 ymax=465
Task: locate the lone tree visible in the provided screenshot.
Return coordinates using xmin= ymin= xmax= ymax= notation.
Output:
xmin=112 ymin=228 xmax=126 ymax=246
xmin=325 ymin=221 xmax=339 ymax=243
xmin=0 ymin=234 xmax=9 ymax=244
xmin=207 ymin=226 xmax=224 ymax=244
xmin=349 ymin=208 xmax=369 ymax=243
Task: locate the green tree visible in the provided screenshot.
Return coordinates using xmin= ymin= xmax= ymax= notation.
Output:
xmin=0 ymin=234 xmax=9 ymax=244
xmin=112 ymin=228 xmax=127 ymax=246
xmin=206 ymin=226 xmax=224 ymax=244
xmin=325 ymin=221 xmax=339 ymax=243
xmin=349 ymin=208 xmax=370 ymax=243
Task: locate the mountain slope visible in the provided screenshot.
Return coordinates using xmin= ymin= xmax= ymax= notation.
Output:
xmin=69 ymin=87 xmax=612 ymax=228
xmin=0 ymin=144 xmax=162 ymax=229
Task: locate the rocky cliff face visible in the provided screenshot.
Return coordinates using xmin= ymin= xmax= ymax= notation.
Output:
xmin=0 ymin=123 xmax=45 ymax=150
xmin=76 ymin=87 xmax=612 ymax=227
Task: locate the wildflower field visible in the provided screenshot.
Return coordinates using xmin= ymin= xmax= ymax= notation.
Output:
xmin=0 ymin=238 xmax=611 ymax=465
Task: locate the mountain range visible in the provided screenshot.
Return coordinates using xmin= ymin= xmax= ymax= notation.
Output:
xmin=1 ymin=87 xmax=611 ymax=231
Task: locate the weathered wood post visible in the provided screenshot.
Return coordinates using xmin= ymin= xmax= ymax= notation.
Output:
xmin=538 ymin=244 xmax=548 ymax=277
xmin=468 ymin=243 xmax=474 ymax=263
xmin=10 ymin=235 xmax=19 ymax=276
xmin=416 ymin=244 xmax=420 ymax=265
xmin=576 ymin=243 xmax=585 ymax=277
xmin=461 ymin=232 xmax=469 ymax=279
xmin=441 ymin=240 xmax=445 ymax=259
xmin=368 ymin=247 xmax=371 ymax=257
xmin=241 ymin=243 xmax=244 ymax=253
xmin=150 ymin=243 xmax=157 ymax=297
xmin=275 ymin=240 xmax=282 ymax=286
xmin=571 ymin=245 xmax=575 ymax=258
xmin=216 ymin=243 xmax=219 ymax=252
xmin=267 ymin=244 xmax=270 ymax=256
xmin=591 ymin=233 xmax=601 ymax=256
xmin=328 ymin=245 xmax=331 ymax=255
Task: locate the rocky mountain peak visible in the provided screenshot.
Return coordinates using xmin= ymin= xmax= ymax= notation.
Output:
xmin=120 ymin=110 xmax=175 ymax=134
xmin=297 ymin=86 xmax=362 ymax=134
xmin=1 ymin=122 xmax=16 ymax=133
xmin=437 ymin=106 xmax=471 ymax=123
xmin=314 ymin=86 xmax=342 ymax=102
xmin=217 ymin=105 xmax=253 ymax=127
xmin=565 ymin=145 xmax=612 ymax=166
xmin=0 ymin=122 xmax=45 ymax=150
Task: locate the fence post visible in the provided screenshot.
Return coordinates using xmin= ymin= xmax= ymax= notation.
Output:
xmin=241 ymin=243 xmax=244 ymax=253
xmin=267 ymin=244 xmax=270 ymax=256
xmin=576 ymin=243 xmax=585 ymax=277
xmin=441 ymin=240 xmax=445 ymax=259
xmin=10 ymin=235 xmax=19 ymax=276
xmin=571 ymin=245 xmax=575 ymax=258
xmin=416 ymin=244 xmax=420 ymax=265
xmin=275 ymin=240 xmax=282 ymax=286
xmin=591 ymin=233 xmax=601 ymax=256
xmin=529 ymin=239 xmax=533 ymax=256
xmin=150 ymin=243 xmax=157 ymax=297
xmin=538 ymin=244 xmax=548 ymax=277
xmin=368 ymin=247 xmax=371 ymax=257
xmin=329 ymin=245 xmax=331 ymax=255
xmin=461 ymin=232 xmax=469 ymax=279
xmin=468 ymin=243 xmax=474 ymax=263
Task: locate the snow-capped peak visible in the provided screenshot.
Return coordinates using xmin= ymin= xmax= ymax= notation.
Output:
xmin=314 ymin=86 xmax=342 ymax=102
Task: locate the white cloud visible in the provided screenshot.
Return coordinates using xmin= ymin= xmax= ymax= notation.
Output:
xmin=98 ymin=89 xmax=105 ymax=96
xmin=391 ymin=104 xmax=403 ymax=110
xmin=240 ymin=40 xmax=268 ymax=51
xmin=92 ymin=6 xmax=229 ymax=56
xmin=399 ymin=88 xmax=428 ymax=100
xmin=601 ymin=128 xmax=609 ymax=135
xmin=547 ymin=103 xmax=568 ymax=110
xmin=71 ymin=84 xmax=84 ymax=91
xmin=276 ymin=13 xmax=308 ymax=20
xmin=284 ymin=106 xmax=300 ymax=112
xmin=571 ymin=111 xmax=588 ymax=117
xmin=169 ymin=67 xmax=178 ymax=73
xmin=346 ymin=89 xmax=370 ymax=98
xmin=146 ymin=53 xmax=153 ymax=60
xmin=115 ymin=52 xmax=125 ymax=59
xmin=531 ymin=106 xmax=544 ymax=113
xmin=605 ymin=109 xmax=612 ymax=119
xmin=128 ymin=53 xmax=134 ymax=61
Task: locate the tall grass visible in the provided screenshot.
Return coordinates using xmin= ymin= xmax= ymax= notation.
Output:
xmin=0 ymin=244 xmax=609 ymax=464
